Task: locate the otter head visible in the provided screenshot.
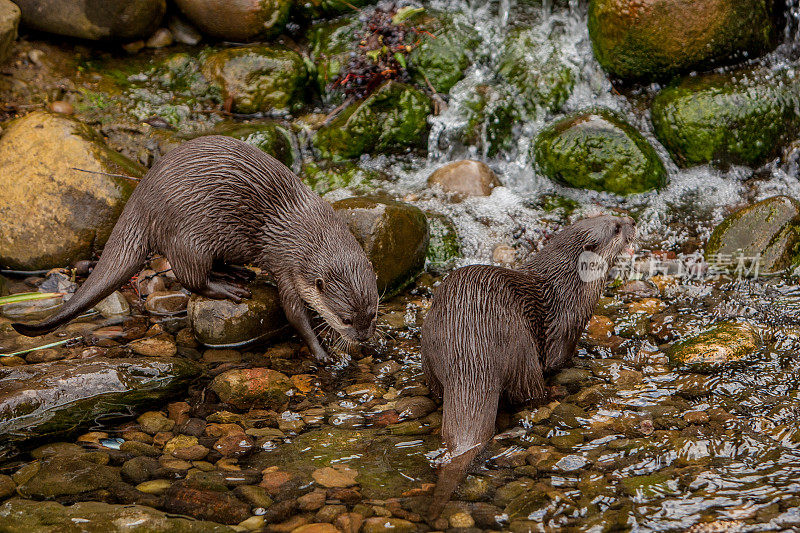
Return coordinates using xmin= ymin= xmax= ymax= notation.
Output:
xmin=297 ymin=253 xmax=379 ymax=344
xmin=531 ymin=214 xmax=637 ymax=285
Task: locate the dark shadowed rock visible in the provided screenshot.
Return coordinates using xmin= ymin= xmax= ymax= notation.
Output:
xmin=0 ymin=0 xmax=19 ymax=64
xmin=13 ymin=0 xmax=166 ymax=40
xmin=163 ymin=484 xmax=251 ymax=524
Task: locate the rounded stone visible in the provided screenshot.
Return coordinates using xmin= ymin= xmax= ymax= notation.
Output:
xmin=427 ymin=160 xmax=500 ymax=200
xmin=668 ymin=321 xmax=761 ymax=372
xmin=588 ymin=0 xmax=778 ymax=80
xmin=332 ymin=197 xmax=429 ymax=296
xmin=0 ymin=0 xmax=19 ymax=64
xmin=209 ymin=367 xmax=292 ymax=410
xmin=145 ymin=291 xmax=189 ymax=316
xmin=175 ymin=0 xmax=291 ymax=41
xmin=533 ymin=108 xmax=667 ymax=195
xmin=0 ymin=111 xmax=142 ymax=270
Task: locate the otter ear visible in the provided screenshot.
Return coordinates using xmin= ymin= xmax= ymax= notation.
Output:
xmin=315 ymin=278 xmax=325 ymax=292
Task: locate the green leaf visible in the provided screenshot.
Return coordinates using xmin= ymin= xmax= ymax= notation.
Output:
xmin=394 ymin=52 xmax=407 ymax=69
xmin=366 ymin=49 xmax=382 ymax=62
xmin=392 ymin=6 xmax=424 ymax=24
xmin=0 ymin=292 xmax=63 ymax=306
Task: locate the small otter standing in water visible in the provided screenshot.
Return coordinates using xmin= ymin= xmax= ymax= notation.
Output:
xmin=421 ymin=215 xmax=636 ymax=518
xmin=12 ymin=136 xmax=379 ymax=362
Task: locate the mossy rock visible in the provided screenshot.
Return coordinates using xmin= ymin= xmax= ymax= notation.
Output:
xmin=588 ymin=0 xmax=779 ymax=80
xmin=533 ymin=108 xmax=667 ymax=195
xmin=667 ymin=321 xmax=761 ymax=372
xmin=332 ymin=197 xmax=429 ymax=296
xmin=498 ymin=26 xmax=575 ymax=114
xmin=405 ymin=10 xmax=479 ymax=94
xmin=426 ymin=213 xmax=461 ymax=274
xmin=211 ymin=122 xmax=297 ymax=169
xmin=458 ymin=84 xmax=518 ymax=157
xmin=301 ymin=161 xmax=387 ymax=196
xmin=307 ymin=16 xmax=360 ymax=104
xmin=651 ymin=69 xmax=800 ymax=168
xmin=313 ymin=81 xmax=432 ymax=161
xmin=0 ymin=111 xmax=142 ymax=270
xmin=704 ymin=196 xmax=800 ymax=274
xmin=202 ymin=46 xmax=308 ymax=115
xmin=299 ymin=0 xmax=378 ymax=19
xmin=0 ymin=0 xmax=20 ymax=64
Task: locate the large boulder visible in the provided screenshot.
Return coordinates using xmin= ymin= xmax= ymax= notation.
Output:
xmin=13 ymin=0 xmax=165 ymax=40
xmin=211 ymin=121 xmax=298 ymax=170
xmin=533 ymin=108 xmax=667 ymax=195
xmin=588 ymin=0 xmax=779 ymax=80
xmin=332 ymin=197 xmax=429 ymax=296
xmin=15 ymin=455 xmax=121 ymax=499
xmin=668 ymin=321 xmax=761 ymax=372
xmin=0 ymin=499 xmax=235 ymax=532
xmin=202 ymin=46 xmax=308 ymax=115
xmin=704 ymin=196 xmax=800 ymax=274
xmin=498 ymin=27 xmax=575 ymax=114
xmin=313 ymin=81 xmax=432 ymax=161
xmin=0 ymin=111 xmax=143 ymax=270
xmin=0 ymin=357 xmax=201 ymax=458
xmin=651 ymin=68 xmax=800 ymax=168
xmin=301 ymin=161 xmax=386 ymax=196
xmin=0 ymin=0 xmax=19 ymax=64
xmin=188 ymin=279 xmax=289 ymax=348
xmin=174 ymin=0 xmax=291 ymax=41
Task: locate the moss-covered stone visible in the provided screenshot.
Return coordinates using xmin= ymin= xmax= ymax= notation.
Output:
xmin=704 ymin=196 xmax=800 ymax=274
xmin=307 ymin=16 xmax=359 ymax=104
xmin=588 ymin=0 xmax=778 ymax=80
xmin=332 ymin=197 xmax=429 ymax=296
xmin=212 ymin=122 xmax=297 ymax=169
xmin=313 ymin=81 xmax=432 ymax=161
xmin=13 ymin=0 xmax=165 ymax=40
xmin=0 ymin=499 xmax=235 ymax=532
xmin=426 ymin=213 xmax=461 ymax=274
xmin=0 ymin=111 xmax=142 ymax=270
xmin=499 ymin=27 xmax=575 ymax=114
xmin=301 ymin=161 xmax=386 ymax=196
xmin=651 ymin=69 xmax=800 ymax=168
xmin=405 ymin=10 xmax=478 ymax=94
xmin=0 ymin=0 xmax=20 ymax=64
xmin=299 ymin=0 xmax=378 ymax=19
xmin=668 ymin=321 xmax=761 ymax=372
xmin=175 ymin=0 xmax=291 ymax=41
xmin=533 ymin=108 xmax=667 ymax=195
xmin=202 ymin=46 xmax=308 ymax=114
xmin=457 ymin=84 xmax=518 ymax=157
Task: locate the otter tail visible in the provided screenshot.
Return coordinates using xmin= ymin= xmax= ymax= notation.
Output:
xmin=428 ymin=389 xmax=499 ymax=520
xmin=12 ymin=215 xmax=148 ymax=337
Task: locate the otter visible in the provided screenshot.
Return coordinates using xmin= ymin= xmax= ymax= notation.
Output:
xmin=421 ymin=215 xmax=636 ymax=518
xmin=12 ymin=136 xmax=379 ymax=362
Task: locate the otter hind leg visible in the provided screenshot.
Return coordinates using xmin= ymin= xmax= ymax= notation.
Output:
xmin=169 ymin=250 xmax=250 ymax=303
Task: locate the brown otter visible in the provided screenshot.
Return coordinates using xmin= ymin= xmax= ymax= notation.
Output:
xmin=421 ymin=215 xmax=636 ymax=518
xmin=12 ymin=136 xmax=379 ymax=362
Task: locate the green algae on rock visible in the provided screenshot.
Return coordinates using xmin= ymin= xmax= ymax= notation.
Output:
xmin=211 ymin=122 xmax=298 ymax=169
xmin=175 ymin=0 xmax=291 ymax=41
xmin=705 ymin=196 xmax=800 ymax=274
xmin=588 ymin=0 xmax=778 ymax=80
xmin=301 ymin=161 xmax=386 ymax=196
xmin=332 ymin=197 xmax=429 ymax=296
xmin=188 ymin=279 xmax=289 ymax=348
xmin=209 ymin=367 xmax=292 ymax=410
xmin=651 ymin=69 xmax=800 ymax=168
xmin=0 ymin=0 xmax=19 ymax=64
xmin=202 ymin=46 xmax=308 ymax=115
xmin=533 ymin=108 xmax=666 ymax=195
xmin=426 ymin=214 xmax=462 ymax=274
xmin=307 ymin=16 xmax=360 ymax=104
xmin=498 ymin=27 xmax=575 ymax=114
xmin=667 ymin=321 xmax=761 ymax=372
xmin=457 ymin=84 xmax=518 ymax=157
xmin=0 ymin=111 xmax=142 ymax=270
xmin=0 ymin=357 xmax=201 ymax=457
xmin=313 ymin=81 xmax=432 ymax=161
xmin=0 ymin=499 xmax=236 ymax=532
xmin=13 ymin=0 xmax=166 ymax=40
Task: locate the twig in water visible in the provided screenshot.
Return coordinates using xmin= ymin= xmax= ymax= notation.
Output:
xmin=322 ymin=97 xmax=355 ymax=126
xmin=70 ymin=167 xmax=140 ymax=181
xmin=421 ymin=72 xmax=446 ymax=115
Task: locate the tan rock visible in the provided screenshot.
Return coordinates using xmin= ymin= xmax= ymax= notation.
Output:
xmin=427 ymin=160 xmax=500 ymax=200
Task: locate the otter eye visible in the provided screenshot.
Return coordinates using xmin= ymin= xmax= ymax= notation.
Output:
xmin=614 ymin=223 xmax=621 ymax=234
xmin=342 ymin=318 xmax=352 ymax=325
xmin=584 ymin=243 xmax=597 ymax=252
xmin=315 ymin=278 xmax=325 ymax=292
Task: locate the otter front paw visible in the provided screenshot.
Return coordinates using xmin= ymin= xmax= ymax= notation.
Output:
xmin=312 ymin=347 xmax=332 ymax=364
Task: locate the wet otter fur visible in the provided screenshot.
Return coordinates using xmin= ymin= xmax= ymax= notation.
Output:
xmin=421 ymin=215 xmax=636 ymax=518
xmin=12 ymin=136 xmax=379 ymax=362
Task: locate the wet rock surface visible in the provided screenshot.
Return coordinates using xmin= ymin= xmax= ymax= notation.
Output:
xmin=0 ymin=0 xmax=19 ymax=64
xmin=13 ymin=0 xmax=166 ymax=41
xmin=175 ymin=0 xmax=291 ymax=41
xmin=332 ymin=197 xmax=429 ymax=295
xmin=588 ymin=0 xmax=778 ymax=79
xmin=427 ymin=160 xmax=500 ymax=200
xmin=0 ymin=111 xmax=142 ymax=270
xmin=533 ymin=108 xmax=667 ymax=195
